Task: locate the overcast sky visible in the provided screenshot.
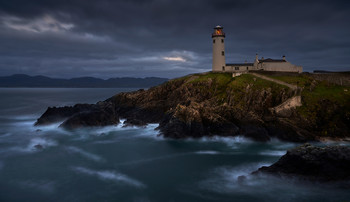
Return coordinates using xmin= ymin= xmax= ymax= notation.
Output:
xmin=0 ymin=0 xmax=349 ymax=78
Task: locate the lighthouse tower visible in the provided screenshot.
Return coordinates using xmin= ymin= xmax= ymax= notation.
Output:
xmin=212 ymin=25 xmax=226 ymax=72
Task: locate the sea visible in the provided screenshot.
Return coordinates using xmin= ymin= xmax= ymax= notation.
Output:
xmin=0 ymin=88 xmax=349 ymax=202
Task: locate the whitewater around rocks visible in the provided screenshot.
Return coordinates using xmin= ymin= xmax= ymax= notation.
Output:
xmin=0 ymin=88 xmax=349 ymax=201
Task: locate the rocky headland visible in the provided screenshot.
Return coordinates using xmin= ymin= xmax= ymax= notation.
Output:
xmin=35 ymin=72 xmax=350 ymax=142
xmin=253 ymin=143 xmax=350 ymax=183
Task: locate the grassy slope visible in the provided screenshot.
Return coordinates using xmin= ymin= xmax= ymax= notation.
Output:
xmin=186 ymin=72 xmax=289 ymax=105
xmin=266 ymin=74 xmax=349 ymax=106
xmin=264 ymin=74 xmax=350 ymax=136
xmin=183 ymin=72 xmax=349 ymax=136
xmin=173 ymin=72 xmax=349 ymax=108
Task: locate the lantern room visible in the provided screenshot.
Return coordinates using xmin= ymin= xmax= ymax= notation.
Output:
xmin=212 ymin=25 xmax=225 ymax=38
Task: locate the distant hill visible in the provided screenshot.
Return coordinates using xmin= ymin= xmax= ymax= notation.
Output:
xmin=0 ymin=74 xmax=168 ymax=88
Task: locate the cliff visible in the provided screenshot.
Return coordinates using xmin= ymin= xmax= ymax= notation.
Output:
xmin=253 ymin=143 xmax=350 ymax=183
xmin=35 ymin=72 xmax=350 ymax=142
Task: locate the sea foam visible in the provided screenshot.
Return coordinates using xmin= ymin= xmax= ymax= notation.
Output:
xmin=199 ymin=162 xmax=271 ymax=193
xmin=259 ymin=150 xmax=286 ymax=156
xmin=65 ymin=146 xmax=104 ymax=162
xmin=195 ymin=150 xmax=221 ymax=155
xmin=71 ymin=166 xmax=146 ymax=188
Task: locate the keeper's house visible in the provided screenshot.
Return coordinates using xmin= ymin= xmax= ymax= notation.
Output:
xmin=212 ymin=25 xmax=302 ymax=73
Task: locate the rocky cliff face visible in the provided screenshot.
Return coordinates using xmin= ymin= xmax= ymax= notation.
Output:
xmin=253 ymin=144 xmax=350 ymax=183
xmin=35 ymin=72 xmax=350 ymax=142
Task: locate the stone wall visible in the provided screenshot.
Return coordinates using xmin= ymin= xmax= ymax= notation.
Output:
xmin=258 ymin=61 xmax=302 ymax=73
xmin=311 ymin=73 xmax=350 ymax=86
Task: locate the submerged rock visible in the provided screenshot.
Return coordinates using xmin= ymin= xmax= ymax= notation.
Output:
xmin=122 ymin=119 xmax=147 ymax=127
xmin=253 ymin=144 xmax=350 ymax=182
xmin=34 ymin=144 xmax=43 ymax=150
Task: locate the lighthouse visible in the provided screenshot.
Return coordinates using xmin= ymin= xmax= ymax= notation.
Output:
xmin=212 ymin=25 xmax=226 ymax=72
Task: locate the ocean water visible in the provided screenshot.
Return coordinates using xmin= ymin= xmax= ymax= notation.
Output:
xmin=0 ymin=88 xmax=349 ymax=202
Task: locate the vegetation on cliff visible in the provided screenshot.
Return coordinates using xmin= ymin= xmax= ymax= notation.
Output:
xmin=259 ymin=72 xmax=350 ymax=138
xmin=36 ymin=72 xmax=350 ymax=142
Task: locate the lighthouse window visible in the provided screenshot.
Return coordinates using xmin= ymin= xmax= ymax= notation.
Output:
xmin=213 ymin=39 xmax=215 ymax=43
xmin=221 ymin=51 xmax=224 ymax=56
xmin=221 ymin=39 xmax=224 ymax=43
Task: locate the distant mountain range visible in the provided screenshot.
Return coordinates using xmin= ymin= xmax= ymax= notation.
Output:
xmin=0 ymin=74 xmax=168 ymax=88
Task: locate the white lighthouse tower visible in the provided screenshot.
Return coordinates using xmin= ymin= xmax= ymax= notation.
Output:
xmin=212 ymin=25 xmax=226 ymax=72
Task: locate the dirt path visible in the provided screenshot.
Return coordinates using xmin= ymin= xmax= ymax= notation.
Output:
xmin=249 ymin=73 xmax=298 ymax=90
xmin=249 ymin=72 xmax=302 ymax=110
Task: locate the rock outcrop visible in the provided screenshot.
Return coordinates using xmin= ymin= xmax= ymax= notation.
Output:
xmin=253 ymin=144 xmax=350 ymax=182
xmin=35 ymin=72 xmax=350 ymax=142
xmin=35 ymin=104 xmax=95 ymax=125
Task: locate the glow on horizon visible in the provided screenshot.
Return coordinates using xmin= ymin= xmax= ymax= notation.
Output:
xmin=163 ymin=56 xmax=186 ymax=62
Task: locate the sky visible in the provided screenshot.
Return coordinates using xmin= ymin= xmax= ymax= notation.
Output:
xmin=0 ymin=0 xmax=349 ymax=79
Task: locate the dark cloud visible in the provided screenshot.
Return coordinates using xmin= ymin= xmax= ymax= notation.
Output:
xmin=0 ymin=0 xmax=349 ymax=78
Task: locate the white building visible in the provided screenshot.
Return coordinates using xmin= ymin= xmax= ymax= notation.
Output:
xmin=212 ymin=25 xmax=302 ymax=73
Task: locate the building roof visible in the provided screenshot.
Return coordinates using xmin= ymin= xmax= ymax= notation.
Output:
xmin=259 ymin=58 xmax=286 ymax=63
xmin=226 ymin=63 xmax=254 ymax=66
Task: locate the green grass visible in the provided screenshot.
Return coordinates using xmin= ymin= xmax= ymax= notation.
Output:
xmin=183 ymin=72 xmax=349 ymax=136
xmin=293 ymin=80 xmax=350 ymax=137
xmin=186 ymin=72 xmax=290 ymax=105
xmin=298 ymin=81 xmax=350 ymax=119
xmin=197 ymin=73 xmax=233 ymax=102
xmin=304 ymin=82 xmax=349 ymax=104
xmin=268 ymin=74 xmax=313 ymax=87
xmin=190 ymin=72 xmax=232 ymax=84
xmin=258 ymin=73 xmax=350 ymax=115
xmin=176 ymin=72 xmax=349 ymax=112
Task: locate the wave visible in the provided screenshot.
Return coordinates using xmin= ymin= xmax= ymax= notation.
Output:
xmin=195 ymin=150 xmax=221 ymax=155
xmin=69 ymin=122 xmax=161 ymax=143
xmin=259 ymin=150 xmax=286 ymax=156
xmin=0 ymin=133 xmax=12 ymax=138
xmin=273 ymin=142 xmax=298 ymax=149
xmin=7 ymin=115 xmax=38 ymax=121
xmin=115 ymin=152 xmax=194 ymax=166
xmin=17 ymin=180 xmax=56 ymax=194
xmin=0 ymin=137 xmax=58 ymax=155
xmin=198 ymin=162 xmax=271 ymax=193
xmin=183 ymin=135 xmax=252 ymax=149
xmin=71 ymin=166 xmax=146 ymax=188
xmin=9 ymin=119 xmax=35 ymax=128
xmin=4 ymin=117 xmax=69 ymax=137
xmin=65 ymin=146 xmax=104 ymax=162
xmin=34 ymin=122 xmax=66 ymax=132
xmin=132 ymin=123 xmax=161 ymax=139
xmin=21 ymin=137 xmax=57 ymax=152
xmin=29 ymin=137 xmax=57 ymax=147
xmin=198 ymin=136 xmax=251 ymax=143
xmin=93 ymin=140 xmax=119 ymax=144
